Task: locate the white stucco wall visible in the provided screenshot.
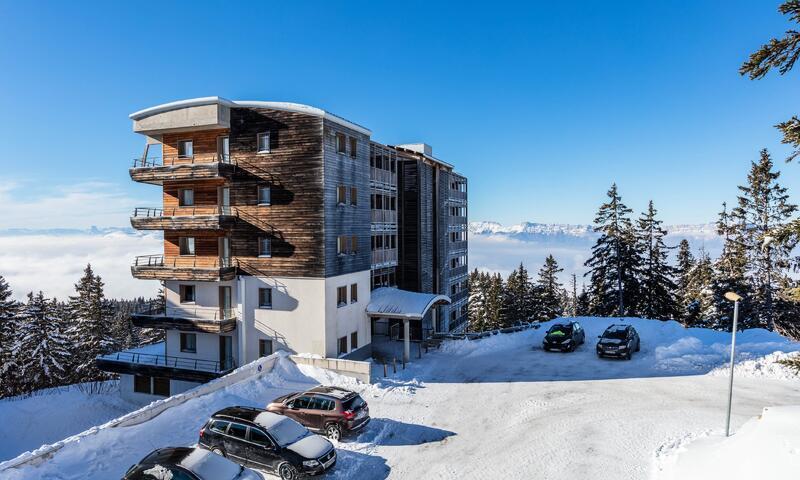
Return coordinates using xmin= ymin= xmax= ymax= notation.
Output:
xmin=324 ymin=270 xmax=371 ymax=357
xmin=119 ymin=374 xmax=200 ymax=404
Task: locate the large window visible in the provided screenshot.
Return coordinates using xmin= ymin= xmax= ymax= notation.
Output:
xmin=337 ymin=286 xmax=347 ymax=307
xmin=350 ymin=283 xmax=358 ymax=303
xmin=257 ymin=132 xmax=270 ymax=153
xmin=179 ymin=237 xmax=195 ymax=255
xmin=338 ymin=336 xmax=348 ymax=355
xmin=350 ymin=187 xmax=357 ymax=206
xmin=349 ymin=137 xmax=357 ymax=158
xmin=258 ymin=287 xmax=273 ymax=308
xmin=351 ymin=331 xmax=358 ymax=350
xmin=180 ymin=332 xmax=197 ymax=353
xmin=259 ymin=339 xmax=273 ymax=357
xmin=337 ymin=186 xmax=347 ymax=205
xmin=178 ymin=188 xmax=194 ymax=206
xmin=152 ymin=377 xmax=170 ymax=397
xmin=133 ymin=375 xmax=151 ymax=394
xmin=177 ymin=140 xmax=193 ymax=158
xmin=336 ymin=133 xmax=347 ymax=154
xmin=259 ymin=237 xmax=272 ymax=257
xmin=258 ymin=186 xmax=271 ymax=205
xmin=179 ymin=284 xmax=195 ymax=303
xmin=337 ymin=236 xmax=349 ymax=255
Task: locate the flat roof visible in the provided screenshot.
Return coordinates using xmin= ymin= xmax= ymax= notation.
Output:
xmin=129 ymin=96 xmax=371 ymax=136
xmin=366 ymin=287 xmax=451 ymax=320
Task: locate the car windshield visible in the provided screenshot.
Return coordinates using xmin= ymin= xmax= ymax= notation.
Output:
xmin=548 ymin=325 xmax=572 ymax=335
xmin=267 ymin=417 xmax=309 ymax=447
xmin=603 ymin=329 xmax=628 ymax=340
xmin=343 ymin=395 xmax=366 ymax=411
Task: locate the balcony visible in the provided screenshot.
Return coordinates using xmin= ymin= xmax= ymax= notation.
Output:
xmin=131 ymin=255 xmax=237 ymax=281
xmin=448 ymin=189 xmax=467 ymax=203
xmin=449 ymin=240 xmax=468 ymax=253
xmin=371 ymin=248 xmax=398 ymax=268
xmin=131 ymin=303 xmax=237 ymax=334
xmin=131 ymin=206 xmax=237 ymax=231
xmin=129 ymin=154 xmax=236 ymax=185
xmin=449 ymin=215 xmax=468 ymax=227
xmin=370 ymin=167 xmax=397 ymax=190
xmin=450 ymin=265 xmax=469 ymax=278
xmin=95 ymin=342 xmax=236 ymax=383
xmin=371 ymin=209 xmax=398 ymax=225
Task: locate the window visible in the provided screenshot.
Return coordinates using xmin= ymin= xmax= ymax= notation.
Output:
xmin=258 ymin=186 xmax=271 ymax=205
xmin=350 ymin=187 xmax=357 ymax=206
xmin=259 ymin=339 xmax=273 ymax=357
xmin=179 ymin=285 xmax=196 ymax=303
xmin=337 ymin=186 xmax=347 ymax=205
xmin=351 ymin=331 xmax=358 ymax=350
xmin=349 ymin=137 xmax=357 ymax=158
xmin=178 ymin=188 xmax=194 ymax=206
xmin=293 ymin=396 xmax=311 ymax=409
xmin=338 ymin=336 xmax=348 ymax=355
xmin=249 ymin=428 xmax=271 ymax=446
xmin=258 ymin=288 xmax=273 ymax=308
xmin=337 ymin=235 xmax=349 ymax=255
xmin=217 ymin=136 xmax=229 ymax=161
xmin=177 ymin=140 xmax=193 ymax=158
xmin=209 ymin=420 xmax=230 ymax=434
xmin=179 ymin=237 xmax=195 ymax=256
xmin=336 ymin=133 xmax=347 ymax=154
xmin=133 ymin=375 xmax=151 ymax=394
xmin=152 ymin=377 xmax=170 ymax=396
xmin=350 ymin=235 xmax=358 ymax=254
xmin=309 ymin=397 xmax=334 ymax=411
xmin=259 ymin=237 xmax=271 ymax=257
xmin=337 ymin=286 xmax=347 ymax=307
xmin=257 ymin=132 xmax=270 ymax=153
xmin=350 ymin=283 xmax=358 ymax=303
xmin=228 ymin=423 xmax=248 ymax=439
xmin=180 ymin=333 xmax=197 ymax=353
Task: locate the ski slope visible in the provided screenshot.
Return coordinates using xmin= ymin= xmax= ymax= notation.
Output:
xmin=3 ymin=317 xmax=799 ymax=479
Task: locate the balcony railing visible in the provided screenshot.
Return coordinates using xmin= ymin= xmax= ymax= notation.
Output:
xmin=371 ymin=209 xmax=398 ymax=224
xmin=133 ymin=206 xmax=236 ymax=217
xmin=131 ymin=255 xmax=237 ymax=281
xmin=133 ymin=255 xmax=235 ymax=269
xmin=134 ymin=302 xmax=237 ymax=321
xmin=132 ymin=153 xmax=234 ymax=168
xmin=448 ymin=189 xmax=467 ymax=202
xmin=449 ymin=215 xmax=468 ymax=226
xmin=449 ymin=240 xmax=468 ymax=253
xmin=370 ymin=167 xmax=397 ymax=188
xmin=371 ymin=248 xmax=398 ymax=267
xmin=132 ymin=302 xmax=237 ymax=334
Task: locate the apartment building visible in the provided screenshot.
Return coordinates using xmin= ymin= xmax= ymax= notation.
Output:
xmin=95 ymin=97 xmax=467 ymax=402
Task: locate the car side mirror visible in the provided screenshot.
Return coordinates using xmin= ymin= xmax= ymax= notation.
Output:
xmin=597 ymin=335 xmax=602 ymax=339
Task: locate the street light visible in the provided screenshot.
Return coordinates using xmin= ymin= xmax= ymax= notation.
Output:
xmin=724 ymin=291 xmax=742 ymax=437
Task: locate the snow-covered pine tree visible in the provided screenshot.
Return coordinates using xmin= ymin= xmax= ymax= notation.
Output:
xmin=467 ymin=269 xmax=489 ymax=332
xmin=731 ymin=149 xmax=797 ymax=330
xmin=15 ymin=292 xmax=71 ymax=392
xmin=584 ymin=184 xmax=641 ymax=317
xmin=674 ymin=239 xmax=695 ymax=323
xmin=635 ymin=201 xmax=679 ymax=320
xmin=484 ymin=273 xmax=505 ymax=330
xmin=502 ymin=263 xmax=531 ymax=325
xmin=712 ymin=203 xmax=753 ymax=331
xmin=67 ymin=264 xmax=115 ymax=382
xmin=0 ymin=275 xmax=21 ymax=398
xmin=685 ymin=248 xmax=716 ymax=327
xmin=537 ymin=255 xmax=565 ymax=321
xmin=576 ymin=284 xmax=591 ymax=317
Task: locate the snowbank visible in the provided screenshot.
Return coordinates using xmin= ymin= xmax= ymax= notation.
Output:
xmin=654 ymin=406 xmax=800 ymax=480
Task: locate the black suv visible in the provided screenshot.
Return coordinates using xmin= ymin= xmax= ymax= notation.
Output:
xmin=596 ymin=324 xmax=640 ymax=360
xmin=199 ymin=406 xmax=336 ymax=480
xmin=123 ymin=447 xmax=262 ymax=480
xmin=542 ymin=321 xmax=585 ymax=352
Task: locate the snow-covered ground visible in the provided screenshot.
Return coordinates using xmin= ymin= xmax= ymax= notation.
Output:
xmin=3 ymin=317 xmax=800 ymax=479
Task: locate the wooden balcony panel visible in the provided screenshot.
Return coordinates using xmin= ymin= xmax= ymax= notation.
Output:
xmin=131 ymin=255 xmax=236 ymax=281
xmin=129 ymin=160 xmax=236 ymax=185
xmin=131 ymin=314 xmax=237 ymax=334
xmin=131 ymin=206 xmax=237 ymax=231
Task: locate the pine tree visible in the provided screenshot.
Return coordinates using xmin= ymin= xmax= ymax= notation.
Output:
xmin=502 ymin=263 xmax=532 ymax=325
xmin=732 ymin=150 xmax=797 ymax=330
xmin=674 ymin=239 xmax=695 ymax=322
xmin=585 ymin=184 xmax=641 ymax=317
xmin=468 ymin=269 xmax=489 ymax=332
xmin=635 ymin=201 xmax=679 ymax=320
xmin=712 ymin=204 xmax=753 ymax=331
xmin=537 ymin=255 xmax=564 ymax=321
xmin=0 ymin=276 xmax=21 ymax=398
xmin=575 ymin=284 xmax=591 ymax=317
xmin=15 ymin=292 xmax=70 ymax=392
xmin=685 ymin=248 xmax=716 ymax=327
xmin=484 ymin=273 xmax=505 ymax=330
xmin=67 ymin=264 xmax=115 ymax=382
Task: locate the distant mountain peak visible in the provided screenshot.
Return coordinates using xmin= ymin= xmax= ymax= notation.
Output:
xmin=469 ymin=221 xmax=719 ymax=239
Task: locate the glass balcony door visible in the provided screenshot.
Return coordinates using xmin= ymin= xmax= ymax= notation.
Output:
xmin=219 ymin=286 xmax=232 ymax=319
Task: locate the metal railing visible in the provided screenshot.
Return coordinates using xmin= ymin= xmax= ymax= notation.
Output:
xmin=132 ymin=255 xmax=236 ymax=269
xmin=134 ymin=302 xmax=237 ymax=321
xmin=371 ymin=248 xmax=398 ymax=266
xmin=132 ymin=206 xmax=236 ymax=217
xmin=449 ymin=240 xmax=468 ymax=253
xmin=370 ymin=167 xmax=397 ymax=188
xmin=371 ymin=209 xmax=398 ymax=224
xmin=99 ymin=350 xmax=235 ymax=373
xmin=132 ymin=153 xmax=234 ymax=168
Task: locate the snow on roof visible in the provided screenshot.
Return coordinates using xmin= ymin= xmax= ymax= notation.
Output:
xmin=253 ymin=411 xmax=285 ymax=430
xmin=129 ymin=96 xmax=371 ymax=136
xmin=366 ymin=287 xmax=451 ymax=320
xmin=179 ymin=448 xmax=241 ymax=479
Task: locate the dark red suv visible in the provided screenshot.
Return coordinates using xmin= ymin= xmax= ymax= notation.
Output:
xmin=266 ymin=386 xmax=370 ymax=441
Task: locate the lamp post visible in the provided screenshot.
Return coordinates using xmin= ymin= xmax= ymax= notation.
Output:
xmin=724 ymin=291 xmax=742 ymax=437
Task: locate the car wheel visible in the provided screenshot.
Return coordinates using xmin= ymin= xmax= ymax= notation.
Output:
xmin=625 ymin=351 xmax=632 ymax=360
xmin=278 ymin=462 xmax=300 ymax=480
xmin=325 ymin=423 xmax=342 ymax=441
xmin=212 ymin=447 xmax=225 ymax=457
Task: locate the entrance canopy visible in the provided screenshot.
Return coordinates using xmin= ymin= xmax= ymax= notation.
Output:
xmin=366 ymin=287 xmax=451 ymax=320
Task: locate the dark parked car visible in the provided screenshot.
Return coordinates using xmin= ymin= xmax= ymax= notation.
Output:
xmin=123 ymin=447 xmax=262 ymax=480
xmin=198 ymin=406 xmax=336 ymax=480
xmin=267 ymin=386 xmax=370 ymax=441
xmin=542 ymin=321 xmax=585 ymax=352
xmin=596 ymin=324 xmax=641 ymax=360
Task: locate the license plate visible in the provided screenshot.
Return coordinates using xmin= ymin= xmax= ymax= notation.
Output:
xmin=356 ymin=409 xmax=366 ymax=419
xmin=323 ymin=453 xmax=336 ymax=468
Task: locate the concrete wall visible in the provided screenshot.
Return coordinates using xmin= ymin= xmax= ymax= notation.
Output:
xmin=290 ymin=355 xmax=371 ymax=383
xmin=119 ymin=374 xmax=200 ymax=405
xmin=165 ymin=279 xmax=238 ymax=318
xmin=164 ymin=330 xmax=237 ymax=366
xmin=133 ymin=103 xmax=230 ymax=134
xmin=324 ymin=270 xmax=371 ymax=357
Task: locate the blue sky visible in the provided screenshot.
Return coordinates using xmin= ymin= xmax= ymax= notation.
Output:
xmin=1 ymin=0 xmax=799 ymax=228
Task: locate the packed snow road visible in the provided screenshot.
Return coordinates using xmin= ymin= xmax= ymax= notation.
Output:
xmin=3 ymin=317 xmax=799 ymax=479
